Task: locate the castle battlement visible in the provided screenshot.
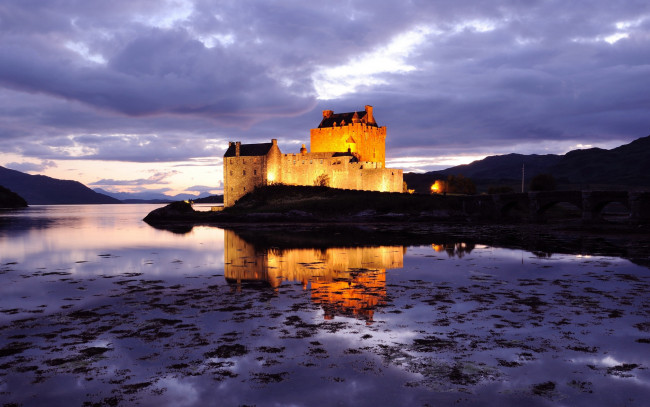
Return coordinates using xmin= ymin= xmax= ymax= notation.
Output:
xmin=223 ymin=106 xmax=402 ymax=207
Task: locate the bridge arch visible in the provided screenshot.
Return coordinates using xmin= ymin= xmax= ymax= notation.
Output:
xmin=583 ymin=191 xmax=630 ymax=221
xmin=492 ymin=193 xmax=530 ymax=220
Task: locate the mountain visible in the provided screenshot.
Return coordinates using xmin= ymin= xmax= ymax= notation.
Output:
xmin=93 ymin=188 xmax=215 ymax=203
xmin=0 ymin=166 xmax=121 ymax=205
xmin=404 ymin=135 xmax=650 ymax=193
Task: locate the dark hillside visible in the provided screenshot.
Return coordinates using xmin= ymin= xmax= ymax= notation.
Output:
xmin=405 ymin=135 xmax=650 ymax=193
xmin=0 ymin=185 xmax=28 ymax=208
xmin=0 ymin=166 xmax=120 ymax=205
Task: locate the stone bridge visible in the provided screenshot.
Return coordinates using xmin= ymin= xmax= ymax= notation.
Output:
xmin=463 ymin=191 xmax=650 ymax=222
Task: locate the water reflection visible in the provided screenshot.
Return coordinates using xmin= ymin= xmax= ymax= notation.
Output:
xmin=2 ymin=206 xmax=649 ymax=406
xmin=431 ymin=242 xmax=475 ymax=258
xmin=224 ymin=229 xmax=403 ymax=322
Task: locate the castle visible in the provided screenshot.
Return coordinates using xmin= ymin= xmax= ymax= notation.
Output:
xmin=223 ymin=105 xmax=403 ymax=207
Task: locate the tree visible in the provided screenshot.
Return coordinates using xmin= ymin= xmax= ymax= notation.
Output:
xmin=530 ymin=173 xmax=557 ymax=191
xmin=446 ymin=174 xmax=476 ymax=195
xmin=314 ymin=173 xmax=330 ymax=187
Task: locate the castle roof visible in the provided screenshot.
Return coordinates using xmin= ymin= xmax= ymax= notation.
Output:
xmin=224 ymin=142 xmax=273 ymax=157
xmin=318 ymin=111 xmax=378 ymax=128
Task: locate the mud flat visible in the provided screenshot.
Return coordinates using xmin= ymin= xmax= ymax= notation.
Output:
xmin=1 ymin=204 xmax=649 ymax=406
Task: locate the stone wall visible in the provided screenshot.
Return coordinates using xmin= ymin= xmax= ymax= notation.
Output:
xmin=277 ymin=152 xmax=403 ymax=192
xmin=310 ymin=123 xmax=386 ymax=166
xmin=223 ymin=143 xmax=281 ymax=207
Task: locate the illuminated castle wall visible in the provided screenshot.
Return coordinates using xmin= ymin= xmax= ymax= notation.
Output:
xmin=223 ymin=105 xmax=403 ymax=207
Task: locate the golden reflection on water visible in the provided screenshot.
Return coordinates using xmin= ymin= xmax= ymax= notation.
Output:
xmin=224 ymin=230 xmax=404 ymax=322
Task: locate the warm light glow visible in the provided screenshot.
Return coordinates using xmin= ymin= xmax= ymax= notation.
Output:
xmin=430 ymin=180 xmax=445 ymax=194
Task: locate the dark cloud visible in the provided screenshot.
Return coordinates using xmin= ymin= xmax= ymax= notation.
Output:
xmin=0 ymin=0 xmax=648 ymax=169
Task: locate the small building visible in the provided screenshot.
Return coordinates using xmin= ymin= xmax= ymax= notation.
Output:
xmin=223 ymin=105 xmax=403 ymax=207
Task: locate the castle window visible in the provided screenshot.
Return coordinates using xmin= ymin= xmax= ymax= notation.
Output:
xmin=243 ymin=170 xmax=246 ymax=176
xmin=230 ymin=170 xmax=233 ymax=176
xmin=254 ymin=170 xmax=257 ymax=175
xmin=244 ymin=187 xmax=246 ymax=191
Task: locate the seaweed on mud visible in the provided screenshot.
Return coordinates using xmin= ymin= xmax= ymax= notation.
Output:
xmin=256 ymin=346 xmax=285 ymax=353
xmin=0 ymin=342 xmax=31 ymax=358
xmin=250 ymin=371 xmax=289 ymax=384
xmin=122 ymin=381 xmax=153 ymax=394
xmin=497 ymin=359 xmax=523 ymax=367
xmin=531 ymin=381 xmax=556 ymax=396
xmin=204 ymin=344 xmax=248 ymax=359
xmin=411 ymin=336 xmax=455 ymax=352
xmin=606 ymin=363 xmax=640 ymax=377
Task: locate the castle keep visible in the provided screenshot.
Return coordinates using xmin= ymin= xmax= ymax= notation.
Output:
xmin=223 ymin=105 xmax=403 ymax=207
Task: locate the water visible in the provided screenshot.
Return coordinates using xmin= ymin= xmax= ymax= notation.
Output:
xmin=1 ymin=205 xmax=649 ymax=406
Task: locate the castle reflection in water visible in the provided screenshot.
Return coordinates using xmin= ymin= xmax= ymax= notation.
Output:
xmin=224 ymin=230 xmax=405 ymax=322
xmin=223 ymin=230 xmax=476 ymax=323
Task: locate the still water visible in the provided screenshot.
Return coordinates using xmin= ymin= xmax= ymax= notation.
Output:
xmin=0 ymin=205 xmax=649 ymax=406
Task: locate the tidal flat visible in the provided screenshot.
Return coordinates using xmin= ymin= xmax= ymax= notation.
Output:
xmin=0 ymin=204 xmax=649 ymax=406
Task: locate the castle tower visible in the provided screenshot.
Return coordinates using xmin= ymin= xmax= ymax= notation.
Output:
xmin=310 ymin=105 xmax=386 ymax=166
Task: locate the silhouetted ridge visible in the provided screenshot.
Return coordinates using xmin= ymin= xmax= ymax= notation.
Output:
xmin=404 ymin=135 xmax=650 ymax=193
xmin=0 ymin=166 xmax=120 ymax=205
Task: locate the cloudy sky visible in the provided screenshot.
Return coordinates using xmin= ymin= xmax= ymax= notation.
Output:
xmin=1 ymin=0 xmax=648 ymax=196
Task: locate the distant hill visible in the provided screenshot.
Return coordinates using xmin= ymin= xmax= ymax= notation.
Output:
xmin=404 ymin=135 xmax=650 ymax=193
xmin=93 ymin=188 xmax=216 ymax=203
xmin=0 ymin=166 xmax=120 ymax=205
xmin=0 ymin=185 xmax=28 ymax=208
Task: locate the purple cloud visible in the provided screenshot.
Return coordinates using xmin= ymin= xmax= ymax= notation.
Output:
xmin=0 ymin=0 xmax=648 ymax=171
